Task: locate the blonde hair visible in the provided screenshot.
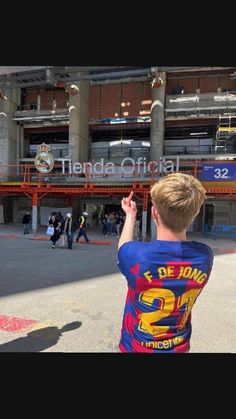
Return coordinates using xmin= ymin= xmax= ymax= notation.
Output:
xmin=150 ymin=173 xmax=206 ymax=232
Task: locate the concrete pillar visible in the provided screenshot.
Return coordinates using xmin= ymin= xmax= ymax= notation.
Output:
xmin=0 ymin=82 xmax=20 ymax=181
xmin=20 ymin=124 xmax=24 ymax=158
xmin=19 ymin=124 xmax=29 ymax=158
xmin=66 ymin=196 xmax=72 ymax=207
xmin=151 ymin=216 xmax=157 ymax=240
xmin=73 ymin=198 xmax=81 ymax=218
xmin=32 ymin=192 xmax=38 ymax=233
xmin=24 ymin=135 xmax=30 ymax=157
xmin=69 ymin=78 xmax=90 ymax=164
xmin=141 ymin=192 xmax=149 ymax=241
xmin=16 ymin=124 xmax=20 ymax=175
xmin=141 ymin=210 xmax=147 ymax=241
xmin=37 ymin=94 xmax=41 ymax=113
xmin=150 ymin=72 xmax=166 ymax=164
xmin=65 ymin=195 xmax=82 ymax=218
xmin=3 ymin=196 xmax=13 ymax=223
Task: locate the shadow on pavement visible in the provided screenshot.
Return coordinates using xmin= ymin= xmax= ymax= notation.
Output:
xmin=0 ymin=321 xmax=82 ymax=352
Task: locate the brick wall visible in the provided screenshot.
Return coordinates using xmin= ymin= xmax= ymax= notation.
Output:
xmin=89 ymin=81 xmax=152 ymax=119
xmin=167 ymin=74 xmax=236 ymax=94
xmin=23 ymin=74 xmax=236 ymax=118
xmin=24 ymin=88 xmax=68 ymax=110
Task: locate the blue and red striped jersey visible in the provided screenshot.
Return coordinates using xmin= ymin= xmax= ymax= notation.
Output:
xmin=118 ymin=240 xmax=213 ymax=353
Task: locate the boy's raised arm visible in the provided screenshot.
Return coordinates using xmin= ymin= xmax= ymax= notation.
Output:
xmin=118 ymin=191 xmax=137 ymax=250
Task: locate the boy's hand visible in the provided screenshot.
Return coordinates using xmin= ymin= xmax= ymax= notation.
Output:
xmin=121 ymin=191 xmax=137 ymax=216
xmin=118 ymin=191 xmax=137 ymax=249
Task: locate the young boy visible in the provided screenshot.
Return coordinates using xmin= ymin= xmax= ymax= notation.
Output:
xmin=117 ymin=173 xmax=214 ymax=353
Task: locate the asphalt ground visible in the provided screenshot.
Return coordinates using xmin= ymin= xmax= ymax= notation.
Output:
xmin=0 ymin=224 xmax=235 ymax=353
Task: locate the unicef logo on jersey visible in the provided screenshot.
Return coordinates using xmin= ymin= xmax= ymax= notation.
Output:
xmin=34 ymin=143 xmax=54 ymax=173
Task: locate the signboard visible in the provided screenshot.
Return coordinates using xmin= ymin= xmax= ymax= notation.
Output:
xmin=34 ymin=143 xmax=54 ymax=173
xmin=33 ymin=144 xmax=180 ymax=177
xmin=201 ymin=163 xmax=236 ymax=181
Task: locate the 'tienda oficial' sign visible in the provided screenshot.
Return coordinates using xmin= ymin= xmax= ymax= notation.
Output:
xmin=34 ymin=144 xmax=180 ymax=175
xmin=59 ymin=157 xmax=180 ymax=175
xmin=201 ymin=163 xmax=236 ymax=181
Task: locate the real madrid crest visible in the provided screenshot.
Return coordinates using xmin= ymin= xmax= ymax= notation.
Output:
xmin=34 ymin=143 xmax=54 ymax=173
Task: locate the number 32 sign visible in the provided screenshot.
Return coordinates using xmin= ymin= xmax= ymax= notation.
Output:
xmin=201 ymin=163 xmax=236 ymax=181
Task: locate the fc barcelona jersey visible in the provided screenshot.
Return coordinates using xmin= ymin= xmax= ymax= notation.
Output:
xmin=118 ymin=240 xmax=213 ymax=353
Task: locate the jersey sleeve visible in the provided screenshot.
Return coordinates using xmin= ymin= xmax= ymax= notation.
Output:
xmin=118 ymin=241 xmax=142 ymax=277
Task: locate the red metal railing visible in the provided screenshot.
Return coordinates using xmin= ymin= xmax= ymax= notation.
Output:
xmin=0 ymin=159 xmax=235 ymax=185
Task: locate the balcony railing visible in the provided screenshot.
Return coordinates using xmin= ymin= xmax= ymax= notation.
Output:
xmin=13 ymin=101 xmax=69 ymax=123
xmin=165 ymin=92 xmax=236 ymax=117
xmin=0 ymin=158 xmax=235 ymax=185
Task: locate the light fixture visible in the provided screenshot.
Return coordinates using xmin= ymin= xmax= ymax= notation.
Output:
xmin=0 ymin=90 xmax=7 ymax=101
xmin=170 ymin=95 xmax=199 ymax=103
xmin=110 ymin=140 xmax=132 ymax=146
xmin=151 ymin=76 xmax=163 ymax=88
xmin=142 ymin=141 xmax=150 ymax=147
xmin=66 ymin=84 xmax=79 ymax=95
xmin=214 ymin=94 xmax=236 ymax=102
xmin=151 ymin=77 xmax=157 ymax=88
xmin=190 ymin=132 xmax=208 ymax=136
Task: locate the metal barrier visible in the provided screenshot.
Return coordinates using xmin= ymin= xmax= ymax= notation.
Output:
xmin=210 ymin=224 xmax=236 ymax=240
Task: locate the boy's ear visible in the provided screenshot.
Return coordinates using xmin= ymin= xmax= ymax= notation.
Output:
xmin=151 ymin=205 xmax=158 ymax=221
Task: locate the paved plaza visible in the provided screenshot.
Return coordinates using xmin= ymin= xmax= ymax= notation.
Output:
xmin=0 ymin=224 xmax=235 ymax=352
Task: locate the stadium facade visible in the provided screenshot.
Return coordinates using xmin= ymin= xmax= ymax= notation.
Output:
xmin=0 ymin=66 xmax=235 ymax=238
